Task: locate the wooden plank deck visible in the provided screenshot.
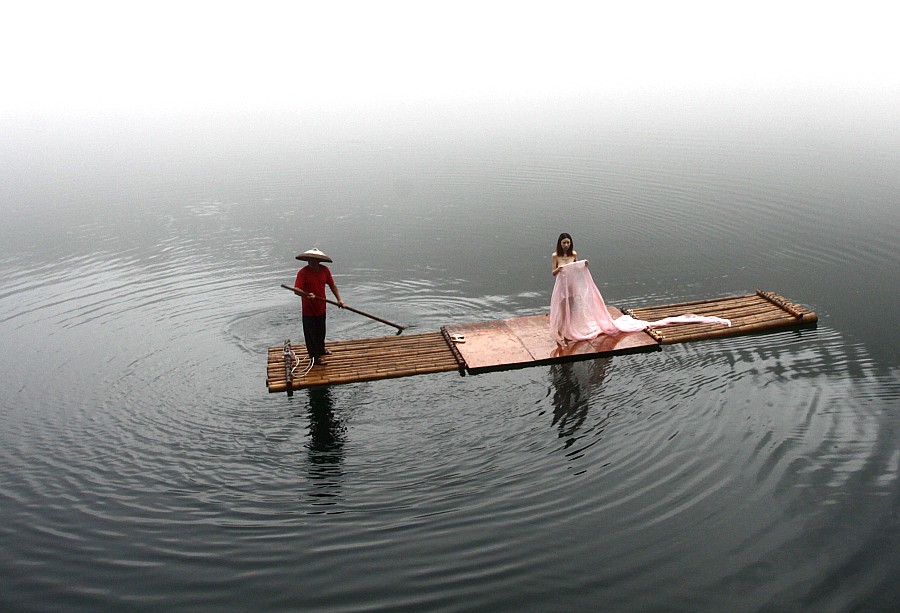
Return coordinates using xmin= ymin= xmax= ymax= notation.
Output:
xmin=442 ymin=307 xmax=659 ymax=374
xmin=266 ymin=290 xmax=817 ymax=393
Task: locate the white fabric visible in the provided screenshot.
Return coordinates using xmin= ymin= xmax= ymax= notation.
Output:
xmin=549 ymin=260 xmax=731 ymax=344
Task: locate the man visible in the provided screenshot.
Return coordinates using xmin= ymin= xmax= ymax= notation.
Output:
xmin=294 ymin=248 xmax=344 ymax=366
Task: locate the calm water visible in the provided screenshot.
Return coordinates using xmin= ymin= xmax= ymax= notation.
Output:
xmin=1 ymin=93 xmax=898 ymax=612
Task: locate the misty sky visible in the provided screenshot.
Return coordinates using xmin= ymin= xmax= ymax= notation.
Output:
xmin=1 ymin=1 xmax=896 ymax=115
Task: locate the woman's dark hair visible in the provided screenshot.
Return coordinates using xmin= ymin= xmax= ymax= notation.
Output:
xmin=556 ymin=233 xmax=574 ymax=257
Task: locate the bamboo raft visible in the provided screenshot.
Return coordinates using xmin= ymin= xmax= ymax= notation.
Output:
xmin=266 ymin=290 xmax=817 ymax=394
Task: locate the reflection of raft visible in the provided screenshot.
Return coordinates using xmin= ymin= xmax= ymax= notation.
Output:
xmin=266 ymin=290 xmax=817 ymax=394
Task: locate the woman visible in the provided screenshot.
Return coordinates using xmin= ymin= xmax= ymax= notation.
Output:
xmin=549 ymin=233 xmax=730 ymax=344
xmin=552 ymin=233 xmax=578 ymax=276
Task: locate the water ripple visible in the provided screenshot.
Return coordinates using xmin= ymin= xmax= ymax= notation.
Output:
xmin=2 ymin=107 xmax=899 ymax=612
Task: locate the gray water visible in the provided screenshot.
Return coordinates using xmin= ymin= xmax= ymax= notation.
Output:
xmin=1 ymin=92 xmax=898 ymax=612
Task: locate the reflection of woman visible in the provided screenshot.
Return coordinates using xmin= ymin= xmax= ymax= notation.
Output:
xmin=550 ymin=358 xmax=610 ymax=443
xmin=549 ymin=233 xmax=731 ymax=345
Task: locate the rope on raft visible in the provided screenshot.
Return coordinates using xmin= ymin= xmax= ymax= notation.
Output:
xmin=288 ymin=345 xmax=314 ymax=378
xmin=282 ymin=339 xmax=313 ymax=397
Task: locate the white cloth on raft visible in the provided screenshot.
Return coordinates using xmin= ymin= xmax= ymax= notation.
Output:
xmin=549 ymin=260 xmax=731 ymax=344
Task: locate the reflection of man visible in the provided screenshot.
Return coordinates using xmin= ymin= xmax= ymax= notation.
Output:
xmin=306 ymin=387 xmax=346 ymax=503
xmin=307 ymin=387 xmax=344 ymax=455
xmin=294 ymin=248 xmax=344 ymax=366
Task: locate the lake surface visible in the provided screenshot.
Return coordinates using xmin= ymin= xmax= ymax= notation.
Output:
xmin=1 ymin=92 xmax=898 ymax=612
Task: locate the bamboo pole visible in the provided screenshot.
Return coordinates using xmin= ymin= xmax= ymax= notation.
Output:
xmin=281 ymin=284 xmax=407 ymax=332
xmin=441 ymin=326 xmax=469 ymax=373
xmin=282 ymin=340 xmax=294 ymax=396
xmin=756 ymin=290 xmax=809 ymax=318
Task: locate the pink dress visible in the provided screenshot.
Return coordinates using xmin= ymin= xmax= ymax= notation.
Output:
xmin=549 ymin=260 xmax=731 ymax=344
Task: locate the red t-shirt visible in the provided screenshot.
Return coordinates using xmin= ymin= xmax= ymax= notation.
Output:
xmin=295 ymin=265 xmax=334 ymax=317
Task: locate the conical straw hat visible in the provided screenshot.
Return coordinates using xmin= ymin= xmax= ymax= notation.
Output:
xmin=295 ymin=247 xmax=333 ymax=262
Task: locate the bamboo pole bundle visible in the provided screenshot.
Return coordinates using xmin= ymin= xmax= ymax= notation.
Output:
xmin=629 ymin=301 xmax=773 ymax=322
xmin=653 ymin=311 xmax=792 ymax=341
xmin=269 ymin=359 xmax=460 ymax=391
xmin=657 ymin=312 xmax=817 ymax=344
xmin=626 ymin=290 xmax=811 ymax=321
xmin=631 ymin=293 xmax=757 ymax=311
xmin=627 ymin=294 xmax=816 ymax=345
xmin=267 ymin=330 xmax=460 ymax=390
xmin=308 ymin=357 xmax=457 ymax=378
xmin=326 ymin=333 xmax=445 ymax=350
xmin=627 ymin=296 xmax=769 ymax=319
xmin=625 ymin=294 xmax=761 ymax=318
xmin=270 ymin=333 xmax=449 ymax=360
xmin=657 ymin=306 xmax=783 ymax=333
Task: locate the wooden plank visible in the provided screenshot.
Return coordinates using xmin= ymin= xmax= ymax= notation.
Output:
xmin=443 ymin=319 xmax=536 ymax=372
xmin=507 ymin=309 xmax=658 ymax=361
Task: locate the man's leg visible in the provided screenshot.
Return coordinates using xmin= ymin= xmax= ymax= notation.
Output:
xmin=303 ymin=315 xmax=327 ymax=362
